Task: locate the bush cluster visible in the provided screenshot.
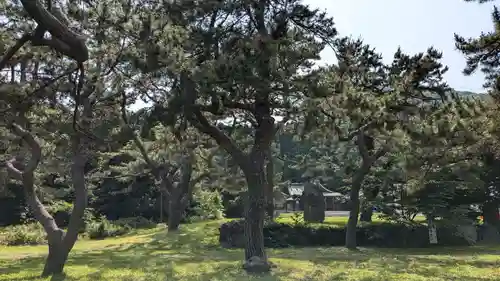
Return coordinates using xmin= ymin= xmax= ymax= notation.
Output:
xmin=85 ymin=215 xmax=157 ymax=240
xmin=0 ymin=216 xmax=157 ymax=245
xmin=113 ymin=216 xmax=157 ymax=229
xmin=46 ymin=201 xmax=74 ymax=227
xmin=219 ymin=220 xmax=472 ymax=248
xmin=184 ymin=190 xmax=224 ymax=222
xmin=0 ymin=223 xmax=46 ymax=246
xmin=85 ymin=216 xmax=131 ymax=240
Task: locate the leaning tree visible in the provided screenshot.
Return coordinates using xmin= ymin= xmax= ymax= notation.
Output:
xmin=305 ymin=37 xmax=451 ymax=249
xmin=0 ymin=0 xmax=126 ymax=276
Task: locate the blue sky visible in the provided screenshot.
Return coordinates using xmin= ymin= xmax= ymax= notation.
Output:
xmin=305 ymin=0 xmax=496 ymax=93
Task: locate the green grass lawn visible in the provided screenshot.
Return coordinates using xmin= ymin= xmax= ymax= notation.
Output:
xmin=1 ymin=220 xmax=500 ymax=281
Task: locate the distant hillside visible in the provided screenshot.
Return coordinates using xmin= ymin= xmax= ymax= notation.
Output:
xmin=456 ymin=90 xmax=489 ymax=100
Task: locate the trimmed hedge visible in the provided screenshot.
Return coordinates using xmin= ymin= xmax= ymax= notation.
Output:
xmin=219 ymin=220 xmax=472 ymax=248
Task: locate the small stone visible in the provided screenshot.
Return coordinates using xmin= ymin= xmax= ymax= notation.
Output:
xmin=242 ymin=256 xmax=272 ymax=274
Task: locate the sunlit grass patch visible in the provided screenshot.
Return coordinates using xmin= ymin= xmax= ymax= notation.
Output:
xmin=0 ymin=219 xmax=499 ymax=280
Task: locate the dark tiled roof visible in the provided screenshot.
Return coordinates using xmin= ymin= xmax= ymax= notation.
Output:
xmin=288 ymin=184 xmax=304 ymax=196
xmin=285 ymin=182 xmax=345 ymax=197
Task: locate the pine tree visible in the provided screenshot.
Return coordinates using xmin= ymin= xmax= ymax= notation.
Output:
xmin=456 ymin=0 xmax=500 ymax=97
xmin=304 ymin=37 xmax=451 ymax=249
xmin=123 ymin=0 xmax=337 ymax=272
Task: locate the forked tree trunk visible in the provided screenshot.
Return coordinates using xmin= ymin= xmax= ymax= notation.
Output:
xmin=23 ymin=183 xmax=72 ymax=277
xmin=6 ymin=123 xmax=88 ymax=277
xmin=2 ymin=1 xmax=91 ymax=276
xmin=42 ymin=231 xmax=68 ymax=277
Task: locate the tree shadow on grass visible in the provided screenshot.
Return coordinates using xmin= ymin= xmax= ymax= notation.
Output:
xmin=275 ymin=245 xmax=500 ymax=280
xmin=3 ymin=219 xmax=500 ymax=281
xmin=0 ymin=221 xmax=255 ymax=281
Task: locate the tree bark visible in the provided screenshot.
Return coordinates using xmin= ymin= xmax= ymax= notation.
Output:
xmin=345 ymin=181 xmax=361 ymax=249
xmin=482 ymin=201 xmax=499 ymax=227
xmin=345 ymin=166 xmax=369 ymax=250
xmin=167 ymin=188 xmax=186 ymax=232
xmin=42 ymin=231 xmax=68 ymax=277
xmin=346 ymin=132 xmax=387 ymax=249
xmin=242 ymin=169 xmax=269 ymax=272
xmin=167 ymin=200 xmax=183 ymax=231
xmin=5 ymin=124 xmax=84 ymax=277
xmin=264 ymin=149 xmax=274 ymax=220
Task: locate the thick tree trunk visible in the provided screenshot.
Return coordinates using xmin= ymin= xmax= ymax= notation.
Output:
xmin=242 ymin=164 xmax=271 ymax=274
xmin=167 ymin=201 xmax=183 ymax=231
xmin=161 ymin=191 xmax=169 ymax=223
xmin=41 ymin=94 xmax=92 ymax=277
xmin=167 ymin=150 xmax=196 ymax=232
xmin=20 ymin=175 xmax=71 ymax=277
xmin=346 ymin=184 xmax=361 ymax=249
xmin=167 ymin=188 xmax=186 ymax=232
xmin=42 ymin=234 xmax=68 ymax=277
xmin=482 ymin=201 xmax=499 ymax=227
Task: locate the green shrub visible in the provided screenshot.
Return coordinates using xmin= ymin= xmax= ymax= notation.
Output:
xmin=44 ymin=201 xmax=97 ymax=233
xmin=219 ymin=219 xmax=471 ymax=248
xmin=80 ymin=208 xmax=97 ymax=233
xmin=113 ymin=216 xmax=156 ymax=229
xmin=0 ymin=223 xmax=46 ymax=246
xmin=185 ymin=190 xmax=224 ymax=222
xmin=86 ymin=216 xmax=130 ymax=240
xmin=46 ymin=201 xmax=73 ymax=227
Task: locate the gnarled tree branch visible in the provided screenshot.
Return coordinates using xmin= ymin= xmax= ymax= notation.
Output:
xmin=20 ymin=0 xmax=89 ymax=62
xmin=4 ymin=122 xmax=61 ymax=237
xmin=7 ymin=123 xmax=42 ymax=175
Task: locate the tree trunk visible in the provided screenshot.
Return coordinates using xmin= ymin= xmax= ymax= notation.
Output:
xmin=345 ymin=167 xmax=368 ymax=250
xmin=483 ymin=201 xmax=499 ymax=227
xmin=167 ymin=150 xmax=196 ymax=232
xmin=359 ymin=206 xmax=373 ymax=222
xmin=167 ymin=202 xmax=183 ymax=232
xmin=346 ymin=183 xmax=361 ymax=249
xmin=42 ymin=234 xmax=68 ymax=277
xmin=167 ymin=190 xmax=184 ymax=232
xmin=264 ymin=149 xmax=274 ymax=220
xmin=21 ymin=175 xmax=71 ymax=277
xmin=242 ymin=165 xmax=271 ymax=274
xmin=161 ymin=191 xmax=169 ymax=223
